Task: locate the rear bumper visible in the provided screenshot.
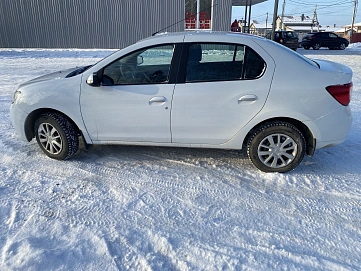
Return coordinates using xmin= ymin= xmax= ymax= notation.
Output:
xmin=306 ymin=106 xmax=352 ymax=149
xmin=284 ymin=43 xmax=298 ymax=50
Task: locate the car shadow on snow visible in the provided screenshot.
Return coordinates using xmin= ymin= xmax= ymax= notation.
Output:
xmin=73 ymin=140 xmax=360 ymax=176
xmin=76 ymin=143 xmax=255 ymax=169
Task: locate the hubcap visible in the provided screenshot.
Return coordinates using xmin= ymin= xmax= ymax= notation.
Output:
xmin=38 ymin=123 xmax=63 ymax=154
xmin=257 ymin=134 xmax=297 ymax=169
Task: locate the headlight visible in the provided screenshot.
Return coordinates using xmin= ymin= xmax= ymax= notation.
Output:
xmin=12 ymin=90 xmax=21 ymax=104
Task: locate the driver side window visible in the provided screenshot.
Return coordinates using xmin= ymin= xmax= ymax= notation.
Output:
xmin=102 ymin=44 xmax=175 ymax=85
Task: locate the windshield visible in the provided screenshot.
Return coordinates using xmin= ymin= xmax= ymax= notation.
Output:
xmin=304 ymin=34 xmax=314 ymax=38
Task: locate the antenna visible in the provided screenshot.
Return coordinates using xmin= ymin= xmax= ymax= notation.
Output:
xmin=152 ymin=3 xmax=218 ymax=36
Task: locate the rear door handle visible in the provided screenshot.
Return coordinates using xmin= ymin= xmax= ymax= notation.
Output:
xmin=238 ymin=95 xmax=257 ymax=103
xmin=149 ymin=96 xmax=166 ymax=105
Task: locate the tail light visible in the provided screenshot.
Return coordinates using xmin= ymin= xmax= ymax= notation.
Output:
xmin=326 ymin=82 xmax=352 ymax=106
xmin=280 ymin=38 xmax=283 ymax=43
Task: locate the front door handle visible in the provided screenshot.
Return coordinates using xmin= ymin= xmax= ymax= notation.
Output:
xmin=149 ymin=96 xmax=166 ymax=105
xmin=238 ymin=95 xmax=257 ymax=103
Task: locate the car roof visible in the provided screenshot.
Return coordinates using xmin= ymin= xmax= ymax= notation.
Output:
xmin=139 ymin=31 xmax=265 ymax=43
xmin=307 ymin=32 xmax=334 ymax=34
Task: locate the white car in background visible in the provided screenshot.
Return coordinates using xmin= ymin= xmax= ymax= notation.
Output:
xmin=10 ymin=32 xmax=353 ymax=173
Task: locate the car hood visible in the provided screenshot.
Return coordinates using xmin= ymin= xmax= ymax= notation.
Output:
xmin=18 ymin=66 xmax=84 ymax=88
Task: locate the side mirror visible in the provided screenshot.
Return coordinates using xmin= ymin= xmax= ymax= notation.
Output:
xmin=86 ymin=72 xmax=100 ymax=87
xmin=137 ymin=55 xmax=144 ymax=65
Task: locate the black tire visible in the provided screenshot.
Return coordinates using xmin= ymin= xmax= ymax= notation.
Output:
xmin=34 ymin=112 xmax=79 ymax=160
xmin=312 ymin=43 xmax=320 ymax=50
xmin=247 ymin=121 xmax=306 ymax=173
xmin=303 ymin=46 xmax=310 ymax=50
xmin=339 ymin=43 xmax=346 ymax=50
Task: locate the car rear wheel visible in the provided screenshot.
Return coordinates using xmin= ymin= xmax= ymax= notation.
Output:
xmin=303 ymin=46 xmax=310 ymax=50
xmin=312 ymin=43 xmax=320 ymax=50
xmin=34 ymin=112 xmax=79 ymax=160
xmin=247 ymin=121 xmax=306 ymax=173
xmin=339 ymin=43 xmax=346 ymax=50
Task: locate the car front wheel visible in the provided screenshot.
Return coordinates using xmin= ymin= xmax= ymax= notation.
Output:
xmin=303 ymin=46 xmax=310 ymax=50
xmin=247 ymin=121 xmax=306 ymax=173
xmin=34 ymin=112 xmax=79 ymax=160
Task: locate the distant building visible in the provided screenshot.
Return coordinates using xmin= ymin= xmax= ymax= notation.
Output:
xmin=341 ymin=22 xmax=361 ymax=43
xmin=248 ymin=20 xmax=269 ymax=36
xmin=0 ymin=0 xmax=266 ymax=49
xmin=276 ymin=14 xmax=318 ymax=39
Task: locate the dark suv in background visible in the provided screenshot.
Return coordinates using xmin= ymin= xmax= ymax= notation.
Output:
xmin=266 ymin=31 xmax=299 ymax=51
xmin=301 ymin=32 xmax=349 ymax=50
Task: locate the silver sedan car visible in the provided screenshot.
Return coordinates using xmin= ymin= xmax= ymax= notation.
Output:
xmin=10 ymin=32 xmax=353 ymax=172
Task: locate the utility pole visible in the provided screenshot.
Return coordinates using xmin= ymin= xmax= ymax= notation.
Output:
xmin=196 ymin=0 xmax=200 ymax=29
xmin=281 ymin=0 xmax=286 ymax=30
xmin=266 ymin=12 xmax=268 ymax=30
xmin=311 ymin=5 xmax=317 ymax=32
xmin=350 ymin=0 xmax=358 ymax=43
xmin=271 ymin=0 xmax=280 ymax=41
xmin=244 ymin=0 xmax=248 ymax=33
xmin=248 ymin=0 xmax=253 ymax=34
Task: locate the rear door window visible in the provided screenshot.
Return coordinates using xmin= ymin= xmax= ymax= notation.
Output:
xmin=185 ymin=43 xmax=265 ymax=82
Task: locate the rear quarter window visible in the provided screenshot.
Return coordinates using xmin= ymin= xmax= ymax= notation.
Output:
xmin=243 ymin=47 xmax=266 ymax=79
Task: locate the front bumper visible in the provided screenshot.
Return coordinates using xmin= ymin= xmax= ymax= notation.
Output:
xmin=301 ymin=41 xmax=312 ymax=47
xmin=10 ymin=103 xmax=30 ymax=142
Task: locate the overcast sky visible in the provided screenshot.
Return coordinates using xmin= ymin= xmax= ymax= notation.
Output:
xmin=231 ymin=0 xmax=360 ymax=28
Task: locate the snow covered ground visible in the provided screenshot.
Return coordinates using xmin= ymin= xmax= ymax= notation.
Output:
xmin=0 ymin=44 xmax=360 ymax=270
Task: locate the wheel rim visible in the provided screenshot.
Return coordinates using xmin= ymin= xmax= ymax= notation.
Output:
xmin=38 ymin=122 xmax=63 ymax=155
xmin=313 ymin=43 xmax=320 ymax=50
xmin=340 ymin=43 xmax=345 ymax=50
xmin=257 ymin=133 xmax=298 ymax=169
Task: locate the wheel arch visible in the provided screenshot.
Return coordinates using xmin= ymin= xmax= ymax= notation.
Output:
xmin=24 ymin=108 xmax=81 ymax=142
xmin=243 ymin=117 xmax=316 ymax=156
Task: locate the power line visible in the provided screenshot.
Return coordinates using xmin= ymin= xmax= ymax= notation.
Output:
xmin=288 ymin=0 xmax=352 ymax=6
xmin=286 ymin=0 xmax=354 ymax=16
xmin=317 ymin=6 xmax=354 ymax=15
